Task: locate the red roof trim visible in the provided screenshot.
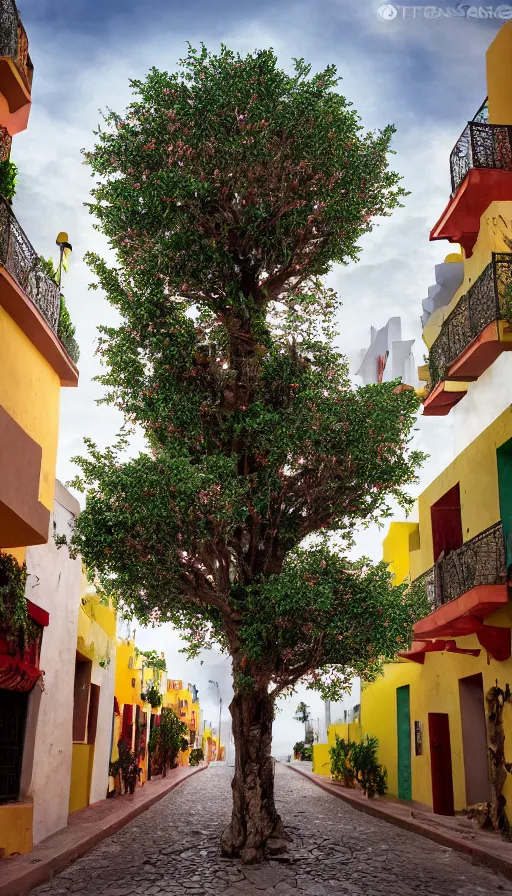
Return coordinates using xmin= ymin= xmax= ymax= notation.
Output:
xmin=27 ymin=599 xmax=49 ymax=627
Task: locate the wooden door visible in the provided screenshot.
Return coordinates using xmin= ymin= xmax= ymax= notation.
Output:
xmin=428 ymin=713 xmax=454 ymax=815
xmin=397 ymin=685 xmax=412 ymax=801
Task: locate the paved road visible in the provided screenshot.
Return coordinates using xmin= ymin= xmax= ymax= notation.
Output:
xmin=33 ymin=764 xmax=512 ymax=895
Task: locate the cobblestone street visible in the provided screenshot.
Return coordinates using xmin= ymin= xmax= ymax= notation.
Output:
xmin=30 ymin=764 xmax=512 ymax=896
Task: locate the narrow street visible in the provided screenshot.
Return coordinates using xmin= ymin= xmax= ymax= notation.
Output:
xmin=31 ymin=765 xmax=512 ymax=896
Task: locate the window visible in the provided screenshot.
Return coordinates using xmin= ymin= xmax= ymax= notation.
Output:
xmin=72 ymin=654 xmax=92 ymax=742
xmin=430 ymin=483 xmax=463 ymax=563
xmin=72 ymin=653 xmax=100 ymax=745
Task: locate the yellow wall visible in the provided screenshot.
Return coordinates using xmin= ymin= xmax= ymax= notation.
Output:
xmin=383 ymin=522 xmax=418 ymax=585
xmin=487 ymin=22 xmax=512 ymax=125
xmin=77 ymin=579 xmax=116 ymax=667
xmin=423 ymin=202 xmax=512 ymax=350
xmin=359 ymin=639 xmax=512 ymax=812
xmin=0 ymin=802 xmax=33 ymax=857
xmin=0 ymin=306 xmax=61 ymax=511
xmin=69 ymin=744 xmax=94 ymax=814
xmin=415 ymin=406 xmax=512 ymax=575
xmin=115 ymin=639 xmax=142 ymax=708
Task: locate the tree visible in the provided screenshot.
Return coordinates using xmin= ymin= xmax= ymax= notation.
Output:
xmin=149 ymin=707 xmax=188 ymax=777
xmin=71 ymin=45 xmax=427 ymax=862
xmin=294 ymin=701 xmax=313 ymax=744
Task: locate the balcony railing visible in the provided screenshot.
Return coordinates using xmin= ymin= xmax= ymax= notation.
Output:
xmin=0 ymin=0 xmax=33 ymax=91
xmin=450 ymin=106 xmax=512 ymax=195
xmin=0 ymin=197 xmax=60 ymax=332
xmin=0 ymin=126 xmax=11 ymax=162
xmin=412 ymin=522 xmax=507 ymax=613
xmin=428 ymin=253 xmax=512 ymax=388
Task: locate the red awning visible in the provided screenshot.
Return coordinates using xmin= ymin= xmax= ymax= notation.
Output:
xmin=0 ymin=654 xmax=43 ymax=691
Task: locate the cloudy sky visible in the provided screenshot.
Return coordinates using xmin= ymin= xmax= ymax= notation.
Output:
xmin=12 ymin=0 xmax=507 ymax=754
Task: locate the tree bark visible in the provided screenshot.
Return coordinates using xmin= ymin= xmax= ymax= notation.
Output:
xmin=221 ymin=689 xmax=287 ymax=863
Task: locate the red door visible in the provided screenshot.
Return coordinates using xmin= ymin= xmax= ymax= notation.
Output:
xmin=428 ymin=713 xmax=455 ymax=815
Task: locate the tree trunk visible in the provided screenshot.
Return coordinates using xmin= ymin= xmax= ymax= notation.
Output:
xmin=221 ymin=689 xmax=287 ymax=863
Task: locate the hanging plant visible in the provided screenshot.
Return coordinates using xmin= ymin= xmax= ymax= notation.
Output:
xmin=0 ymin=159 xmax=18 ymax=202
xmin=0 ymin=551 xmax=39 ymax=651
xmin=141 ymin=682 xmax=162 ymax=708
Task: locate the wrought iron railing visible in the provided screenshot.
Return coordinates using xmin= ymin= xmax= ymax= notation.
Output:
xmin=0 ymin=197 xmax=60 ymax=332
xmin=0 ymin=126 xmax=11 ymax=162
xmin=0 ymin=0 xmax=33 ymax=91
xmin=450 ymin=111 xmax=512 ymax=194
xmin=428 ymin=253 xmax=512 ymax=388
xmin=412 ymin=522 xmax=507 ymax=613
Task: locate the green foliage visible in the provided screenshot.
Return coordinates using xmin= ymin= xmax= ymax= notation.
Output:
xmin=141 ymin=682 xmax=162 ymax=708
xmin=329 ymin=735 xmax=355 ymax=786
xmin=150 ymin=708 xmax=189 ymax=773
xmin=329 ymin=734 xmax=387 ymax=797
xmin=0 ymin=159 xmax=18 ymax=202
xmin=71 ymin=44 xmax=424 ymax=705
xmin=135 ymin=647 xmax=167 ymax=674
xmin=189 ymin=747 xmax=204 ymax=766
xmin=110 ymin=739 xmax=141 ymax=794
xmin=38 ymin=256 xmax=80 ymax=363
xmin=0 ymin=552 xmax=39 ymax=650
xmin=293 ymin=741 xmax=312 ymax=760
xmin=59 ymin=295 xmax=80 ymax=363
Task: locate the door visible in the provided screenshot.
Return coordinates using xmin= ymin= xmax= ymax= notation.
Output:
xmin=459 ymin=674 xmax=491 ymax=807
xmin=0 ymin=690 xmax=28 ymax=802
xmin=497 ymin=438 xmax=512 ymax=571
xmin=396 ymin=685 xmax=412 ymax=801
xmin=428 ymin=713 xmax=455 ymax=815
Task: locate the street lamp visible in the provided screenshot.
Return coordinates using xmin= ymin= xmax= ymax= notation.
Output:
xmin=209 ymin=679 xmax=222 ymax=760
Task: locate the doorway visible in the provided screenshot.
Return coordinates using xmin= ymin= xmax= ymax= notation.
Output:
xmin=497 ymin=438 xmax=512 ymax=572
xmin=396 ymin=685 xmax=412 ymax=801
xmin=430 ymin=483 xmax=463 ymax=563
xmin=0 ymin=690 xmax=28 ymax=802
xmin=459 ymin=674 xmax=490 ymax=807
xmin=428 ymin=713 xmax=455 ymax=815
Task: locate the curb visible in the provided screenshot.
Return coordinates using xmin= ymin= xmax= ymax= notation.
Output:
xmin=285 ymin=763 xmax=512 ymax=882
xmin=0 ymin=764 xmax=206 ymax=896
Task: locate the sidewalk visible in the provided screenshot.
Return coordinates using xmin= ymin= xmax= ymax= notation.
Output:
xmin=286 ymin=762 xmax=512 ymax=881
xmin=0 ymin=764 xmax=206 ymax=896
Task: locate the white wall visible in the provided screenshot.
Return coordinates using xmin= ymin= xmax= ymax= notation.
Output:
xmin=20 ymin=482 xmax=81 ymax=845
xmin=451 ymin=352 xmax=512 ymax=457
xmin=89 ymin=654 xmax=116 ymax=804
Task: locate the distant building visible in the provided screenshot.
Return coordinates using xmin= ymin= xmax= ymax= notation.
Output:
xmin=356 ymin=317 xmax=417 ymax=389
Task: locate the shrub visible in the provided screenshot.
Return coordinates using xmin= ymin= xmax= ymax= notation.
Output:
xmin=189 ymin=747 xmax=204 ymax=766
xmin=0 ymin=159 xmax=18 ymax=202
xmin=329 ymin=735 xmax=356 ymax=788
xmin=329 ymin=734 xmax=387 ymax=798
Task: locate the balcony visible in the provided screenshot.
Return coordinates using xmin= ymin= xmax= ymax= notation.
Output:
xmin=0 ymin=197 xmax=78 ymax=385
xmin=423 ymin=253 xmax=512 ymax=415
xmin=430 ymin=100 xmax=512 ymax=258
xmin=0 ymin=0 xmax=33 ymax=127
xmin=404 ymin=523 xmax=510 ymax=661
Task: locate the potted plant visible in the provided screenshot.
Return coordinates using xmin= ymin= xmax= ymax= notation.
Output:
xmin=329 ymin=735 xmax=356 ymax=788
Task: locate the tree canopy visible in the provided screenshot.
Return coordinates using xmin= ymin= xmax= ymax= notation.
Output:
xmin=70 ymin=43 xmax=426 ymax=859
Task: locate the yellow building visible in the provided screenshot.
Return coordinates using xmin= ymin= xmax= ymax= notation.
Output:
xmin=163 ymin=679 xmax=202 ymax=762
xmin=0 ymin=1 xmax=79 ymax=847
xmin=69 ymin=576 xmax=117 ymax=813
xmin=340 ymin=22 xmax=512 ymax=823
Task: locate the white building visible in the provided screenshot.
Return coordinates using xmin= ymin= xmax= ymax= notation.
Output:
xmin=356 ymin=317 xmax=418 ymax=389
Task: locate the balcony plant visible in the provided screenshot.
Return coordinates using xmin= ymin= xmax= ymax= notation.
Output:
xmin=141 ymin=682 xmax=162 ymax=708
xmin=0 ymin=551 xmax=39 ymax=651
xmin=0 ymin=158 xmax=18 ymax=203
xmin=39 ymin=255 xmax=80 ymax=364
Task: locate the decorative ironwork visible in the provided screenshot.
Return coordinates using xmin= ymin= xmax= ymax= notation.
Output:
xmin=0 ymin=196 xmax=60 ymax=332
xmin=0 ymin=0 xmax=33 ymax=91
xmin=450 ymin=107 xmax=512 ymax=194
xmin=428 ymin=253 xmax=512 ymax=388
xmin=0 ymin=126 xmax=11 ymax=162
xmin=413 ymin=522 xmax=506 ymax=613
xmin=472 ymin=98 xmax=488 ymax=124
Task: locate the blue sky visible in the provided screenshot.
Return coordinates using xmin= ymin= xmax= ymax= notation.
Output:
xmin=12 ymin=0 xmax=509 ymax=751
